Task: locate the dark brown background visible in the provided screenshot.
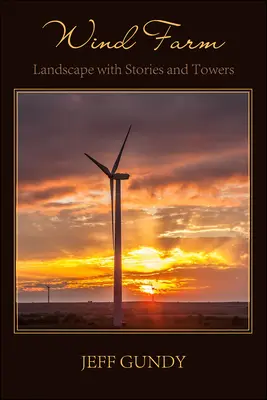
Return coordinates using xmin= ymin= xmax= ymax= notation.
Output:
xmin=1 ymin=1 xmax=266 ymax=399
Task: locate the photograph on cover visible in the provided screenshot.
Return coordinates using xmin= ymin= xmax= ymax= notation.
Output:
xmin=15 ymin=90 xmax=251 ymax=332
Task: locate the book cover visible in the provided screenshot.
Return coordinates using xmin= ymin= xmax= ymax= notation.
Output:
xmin=1 ymin=1 xmax=266 ymax=399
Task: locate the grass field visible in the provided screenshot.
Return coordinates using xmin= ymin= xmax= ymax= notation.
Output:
xmin=17 ymin=301 xmax=249 ymax=330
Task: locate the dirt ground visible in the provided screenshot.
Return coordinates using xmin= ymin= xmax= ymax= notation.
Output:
xmin=17 ymin=301 xmax=249 ymax=330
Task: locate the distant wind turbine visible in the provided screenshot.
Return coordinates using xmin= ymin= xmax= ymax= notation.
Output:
xmin=46 ymin=285 xmax=50 ymax=303
xmin=84 ymin=125 xmax=132 ymax=327
xmin=150 ymin=282 xmax=155 ymax=302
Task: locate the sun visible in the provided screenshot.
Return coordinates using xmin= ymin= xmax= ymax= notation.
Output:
xmin=140 ymin=284 xmax=154 ymax=295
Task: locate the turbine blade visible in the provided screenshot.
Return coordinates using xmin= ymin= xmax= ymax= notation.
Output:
xmin=110 ymin=178 xmax=115 ymax=250
xmin=84 ymin=153 xmax=111 ymax=177
xmin=111 ymin=125 xmax=132 ymax=174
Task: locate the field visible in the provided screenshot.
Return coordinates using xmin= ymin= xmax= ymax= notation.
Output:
xmin=17 ymin=301 xmax=249 ymax=330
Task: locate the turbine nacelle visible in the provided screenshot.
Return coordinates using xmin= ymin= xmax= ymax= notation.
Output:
xmin=113 ymin=173 xmax=130 ymax=180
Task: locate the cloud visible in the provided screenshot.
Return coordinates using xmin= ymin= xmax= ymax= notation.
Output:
xmin=17 ymin=203 xmax=249 ymax=264
xmin=18 ymin=185 xmax=77 ymax=206
xmin=17 ymin=249 xmax=249 ymax=302
xmin=17 ymin=209 xmax=112 ymax=260
xmin=18 ymin=92 xmax=248 ymax=184
xmin=129 ymin=154 xmax=248 ymax=191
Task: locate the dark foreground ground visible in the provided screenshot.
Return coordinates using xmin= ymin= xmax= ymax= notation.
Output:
xmin=17 ymin=302 xmax=249 ymax=330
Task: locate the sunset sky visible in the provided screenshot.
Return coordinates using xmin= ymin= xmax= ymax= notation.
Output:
xmin=17 ymin=91 xmax=250 ymax=302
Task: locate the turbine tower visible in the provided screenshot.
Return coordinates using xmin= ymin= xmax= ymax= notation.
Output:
xmin=46 ymin=285 xmax=50 ymax=303
xmin=84 ymin=125 xmax=132 ymax=328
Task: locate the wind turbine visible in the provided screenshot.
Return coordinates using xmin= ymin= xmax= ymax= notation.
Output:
xmin=46 ymin=285 xmax=50 ymax=303
xmin=84 ymin=125 xmax=132 ymax=328
xmin=150 ymin=282 xmax=155 ymax=302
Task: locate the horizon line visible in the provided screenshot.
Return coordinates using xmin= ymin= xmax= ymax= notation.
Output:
xmin=17 ymin=300 xmax=249 ymax=304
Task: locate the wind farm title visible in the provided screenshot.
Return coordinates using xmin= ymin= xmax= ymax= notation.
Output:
xmin=42 ymin=19 xmax=226 ymax=51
